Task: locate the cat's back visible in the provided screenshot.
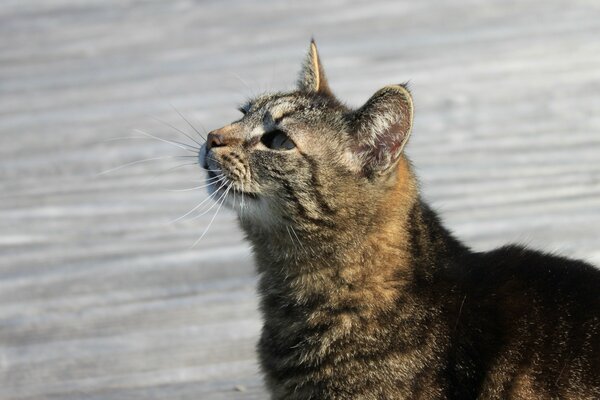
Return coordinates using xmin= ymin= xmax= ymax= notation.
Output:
xmin=456 ymin=245 xmax=600 ymax=399
xmin=475 ymin=244 xmax=600 ymax=307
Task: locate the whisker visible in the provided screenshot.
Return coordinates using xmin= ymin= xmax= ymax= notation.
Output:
xmin=184 ymin=172 xmax=224 ymax=183
xmin=205 ymin=173 xmax=224 ymax=181
xmin=97 ymin=155 xmax=192 ymax=176
xmin=191 ymin=172 xmax=222 ymax=181
xmin=285 ymin=226 xmax=297 ymax=252
xmin=102 ymin=135 xmax=200 ymax=153
xmin=203 ymin=168 xmax=225 ymax=175
xmin=153 ymin=87 xmax=208 ymax=139
xmin=236 ymin=182 xmax=245 ymax=225
xmin=240 ymin=182 xmax=246 ymax=213
xmin=167 ymin=176 xmax=227 ymax=192
xmin=191 ymin=183 xmax=232 ymax=248
xmin=186 ymin=183 xmax=231 ymax=222
xmin=99 ymin=136 xmax=148 ymax=143
xmin=290 ymin=226 xmax=306 ymax=253
xmin=142 ymin=162 xmax=200 ymax=185
xmin=133 ymin=129 xmax=199 ymax=153
xmin=169 ymin=102 xmax=207 ymax=140
xmin=161 ymin=162 xmax=199 ymax=174
xmin=229 ymin=72 xmax=254 ymax=95
xmin=233 ymin=182 xmax=237 ymax=214
xmin=149 ymin=115 xmax=204 ymax=147
xmin=170 ymin=177 xmax=228 ymax=223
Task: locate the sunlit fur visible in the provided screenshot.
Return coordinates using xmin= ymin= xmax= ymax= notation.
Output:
xmin=200 ymin=41 xmax=600 ymax=399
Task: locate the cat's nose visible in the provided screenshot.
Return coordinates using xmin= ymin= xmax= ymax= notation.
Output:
xmin=206 ymin=132 xmax=226 ymax=150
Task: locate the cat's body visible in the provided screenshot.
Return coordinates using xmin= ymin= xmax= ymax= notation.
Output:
xmin=200 ymin=41 xmax=600 ymax=399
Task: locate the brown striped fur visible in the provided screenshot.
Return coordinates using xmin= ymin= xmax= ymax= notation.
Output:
xmin=199 ymin=41 xmax=600 ymax=399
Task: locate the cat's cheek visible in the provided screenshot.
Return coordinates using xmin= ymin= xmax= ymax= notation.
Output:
xmin=256 ymin=199 xmax=281 ymax=227
xmin=236 ymin=197 xmax=279 ymax=227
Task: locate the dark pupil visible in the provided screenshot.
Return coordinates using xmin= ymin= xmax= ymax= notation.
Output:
xmin=261 ymin=129 xmax=295 ymax=150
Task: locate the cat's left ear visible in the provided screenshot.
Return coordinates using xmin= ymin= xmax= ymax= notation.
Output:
xmin=350 ymin=84 xmax=414 ymax=177
xmin=297 ymin=40 xmax=333 ymax=96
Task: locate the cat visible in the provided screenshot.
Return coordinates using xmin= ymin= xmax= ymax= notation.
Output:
xmin=198 ymin=40 xmax=600 ymax=399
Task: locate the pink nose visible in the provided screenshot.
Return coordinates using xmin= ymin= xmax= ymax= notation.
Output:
xmin=206 ymin=132 xmax=226 ymax=150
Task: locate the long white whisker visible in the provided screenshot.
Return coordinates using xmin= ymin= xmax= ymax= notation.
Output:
xmin=204 ymin=168 xmax=225 ymax=174
xmin=98 ymin=137 xmax=203 ymax=154
xmin=142 ymin=162 xmax=199 ymax=185
xmin=229 ymin=72 xmax=253 ymax=94
xmin=235 ymin=182 xmax=245 ymax=225
xmin=205 ymin=173 xmax=225 ymax=181
xmin=149 ymin=115 xmax=204 ymax=147
xmin=186 ymin=183 xmax=232 ymax=222
xmin=170 ymin=178 xmax=228 ymax=223
xmin=172 ymin=180 xmax=227 ymax=222
xmin=99 ymin=136 xmax=148 ymax=143
xmin=233 ymin=184 xmax=237 ymax=215
xmin=97 ymin=156 xmax=190 ymax=176
xmin=133 ymin=129 xmax=199 ymax=152
xmin=285 ymin=226 xmax=296 ymax=251
xmin=290 ymin=226 xmax=306 ymax=253
xmin=240 ymin=182 xmax=246 ymax=216
xmin=191 ymin=184 xmax=232 ymax=248
xmin=188 ymin=173 xmax=222 ymax=183
xmin=169 ymin=102 xmax=207 ymax=140
xmin=159 ymin=162 xmax=199 ymax=175
xmin=98 ymin=135 xmax=200 ymax=157
xmin=167 ymin=176 xmax=227 ymax=192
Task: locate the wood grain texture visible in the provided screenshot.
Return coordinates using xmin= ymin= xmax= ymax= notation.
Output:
xmin=0 ymin=0 xmax=599 ymax=398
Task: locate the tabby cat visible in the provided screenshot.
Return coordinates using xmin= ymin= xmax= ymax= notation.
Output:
xmin=199 ymin=41 xmax=600 ymax=399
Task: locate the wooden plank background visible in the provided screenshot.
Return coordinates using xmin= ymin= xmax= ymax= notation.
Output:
xmin=1 ymin=0 xmax=599 ymax=398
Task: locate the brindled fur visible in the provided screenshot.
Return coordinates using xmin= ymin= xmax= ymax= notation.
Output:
xmin=199 ymin=41 xmax=600 ymax=399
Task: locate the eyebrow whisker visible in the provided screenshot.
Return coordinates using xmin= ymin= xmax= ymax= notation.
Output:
xmin=133 ymin=129 xmax=199 ymax=152
xmin=148 ymin=115 xmax=204 ymax=147
xmin=169 ymin=102 xmax=207 ymax=140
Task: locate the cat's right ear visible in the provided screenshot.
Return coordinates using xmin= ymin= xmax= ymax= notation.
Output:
xmin=350 ymin=84 xmax=414 ymax=177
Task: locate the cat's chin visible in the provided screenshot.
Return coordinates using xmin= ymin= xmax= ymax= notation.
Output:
xmin=224 ymin=188 xmax=259 ymax=209
xmin=204 ymin=174 xmax=261 ymax=216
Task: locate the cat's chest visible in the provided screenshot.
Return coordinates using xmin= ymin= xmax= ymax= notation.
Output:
xmin=258 ymin=297 xmax=446 ymax=399
xmin=259 ymin=287 xmax=437 ymax=364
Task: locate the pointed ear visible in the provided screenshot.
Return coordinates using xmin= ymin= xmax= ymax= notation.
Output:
xmin=351 ymin=84 xmax=414 ymax=177
xmin=297 ymin=40 xmax=333 ymax=95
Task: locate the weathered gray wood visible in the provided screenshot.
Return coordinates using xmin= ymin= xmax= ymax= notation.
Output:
xmin=1 ymin=0 xmax=599 ymax=398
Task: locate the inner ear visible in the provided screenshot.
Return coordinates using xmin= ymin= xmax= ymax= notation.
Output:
xmin=351 ymin=84 xmax=414 ymax=177
xmin=297 ymin=40 xmax=333 ymax=96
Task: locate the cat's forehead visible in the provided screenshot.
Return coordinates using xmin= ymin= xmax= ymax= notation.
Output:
xmin=242 ymin=92 xmax=342 ymax=121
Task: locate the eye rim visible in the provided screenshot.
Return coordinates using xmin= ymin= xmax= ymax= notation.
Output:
xmin=261 ymin=129 xmax=296 ymax=150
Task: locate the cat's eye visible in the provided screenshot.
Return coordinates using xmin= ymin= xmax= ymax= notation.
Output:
xmin=261 ymin=129 xmax=296 ymax=150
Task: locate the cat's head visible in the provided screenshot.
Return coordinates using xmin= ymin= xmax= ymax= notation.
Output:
xmin=199 ymin=40 xmax=413 ymax=234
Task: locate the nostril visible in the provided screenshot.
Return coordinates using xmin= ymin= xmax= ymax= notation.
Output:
xmin=207 ymin=133 xmax=226 ymax=150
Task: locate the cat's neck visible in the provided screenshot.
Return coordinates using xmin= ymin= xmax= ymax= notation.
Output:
xmin=245 ymin=157 xmax=467 ymax=311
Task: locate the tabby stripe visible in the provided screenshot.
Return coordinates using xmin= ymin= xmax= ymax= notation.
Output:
xmin=280 ymin=179 xmax=335 ymax=228
xmin=298 ymin=151 xmax=337 ymax=216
